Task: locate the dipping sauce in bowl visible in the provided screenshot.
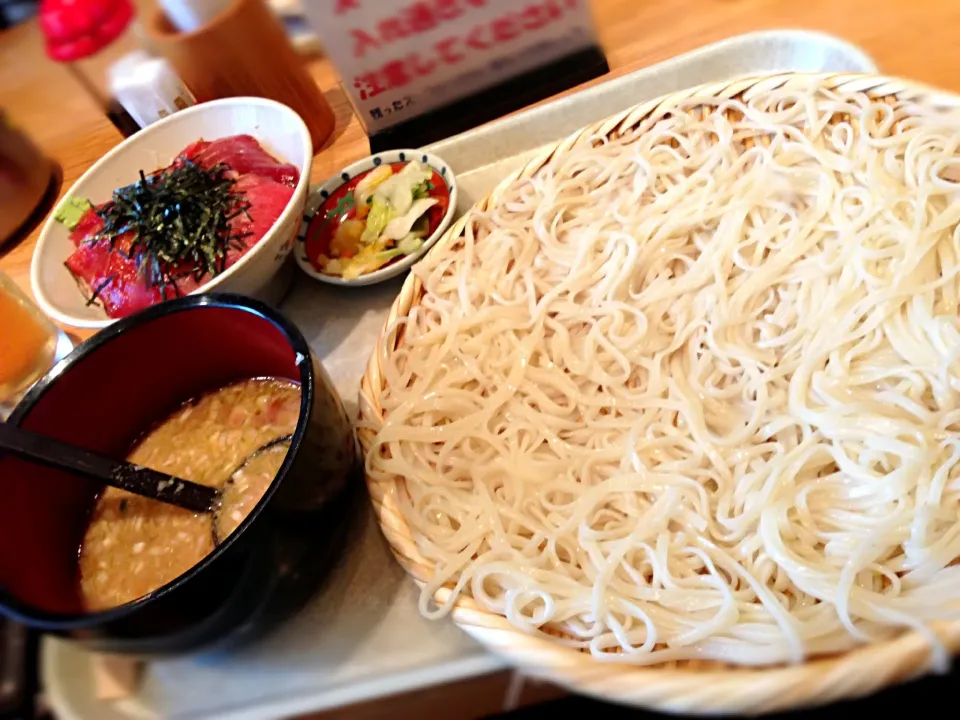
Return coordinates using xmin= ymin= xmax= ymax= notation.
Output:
xmin=79 ymin=378 xmax=300 ymax=611
xmin=0 ymin=293 xmax=359 ymax=655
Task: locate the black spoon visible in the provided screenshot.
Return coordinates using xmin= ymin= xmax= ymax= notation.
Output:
xmin=0 ymin=421 xmax=219 ymax=513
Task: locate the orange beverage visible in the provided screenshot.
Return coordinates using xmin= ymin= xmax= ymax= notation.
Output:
xmin=0 ymin=272 xmax=68 ymax=414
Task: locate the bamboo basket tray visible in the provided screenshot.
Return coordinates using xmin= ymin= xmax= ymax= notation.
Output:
xmin=357 ymin=72 xmax=960 ymax=715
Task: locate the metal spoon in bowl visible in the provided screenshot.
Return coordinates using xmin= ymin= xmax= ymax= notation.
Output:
xmin=0 ymin=422 xmax=291 ymax=514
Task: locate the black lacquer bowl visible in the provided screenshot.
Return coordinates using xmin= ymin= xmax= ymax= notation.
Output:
xmin=0 ymin=294 xmax=360 ymax=655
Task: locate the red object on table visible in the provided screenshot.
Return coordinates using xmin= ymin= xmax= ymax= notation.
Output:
xmin=39 ymin=0 xmax=134 ymax=62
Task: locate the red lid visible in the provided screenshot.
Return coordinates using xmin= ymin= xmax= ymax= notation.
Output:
xmin=39 ymin=0 xmax=134 ymax=62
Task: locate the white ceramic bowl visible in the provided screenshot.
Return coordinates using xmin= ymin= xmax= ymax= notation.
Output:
xmin=32 ymin=97 xmax=313 ymax=330
xmin=293 ymin=149 xmax=457 ymax=287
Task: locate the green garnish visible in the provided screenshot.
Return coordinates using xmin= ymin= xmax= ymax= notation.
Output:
xmin=54 ymin=197 xmax=93 ymax=230
xmin=333 ymin=191 xmax=356 ymax=217
xmin=89 ymin=160 xmax=252 ymax=295
xmin=315 ymin=191 xmax=356 ymax=239
xmin=412 ymin=181 xmax=432 ymax=200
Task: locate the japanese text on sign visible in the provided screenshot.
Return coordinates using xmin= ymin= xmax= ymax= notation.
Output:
xmin=301 ymin=0 xmax=598 ymax=133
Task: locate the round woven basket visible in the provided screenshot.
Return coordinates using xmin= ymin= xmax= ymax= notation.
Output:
xmin=357 ymin=72 xmax=960 ymax=715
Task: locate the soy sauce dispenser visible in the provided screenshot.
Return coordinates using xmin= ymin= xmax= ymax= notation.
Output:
xmin=38 ymin=0 xmax=195 ymax=137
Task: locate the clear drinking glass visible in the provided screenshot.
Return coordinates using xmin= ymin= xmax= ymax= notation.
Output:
xmin=0 ymin=271 xmax=72 ymax=418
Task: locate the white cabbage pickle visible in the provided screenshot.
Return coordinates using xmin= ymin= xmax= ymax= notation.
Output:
xmin=318 ymin=160 xmax=442 ymax=279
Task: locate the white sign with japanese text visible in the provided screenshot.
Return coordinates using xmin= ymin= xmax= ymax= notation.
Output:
xmin=300 ymin=0 xmax=599 ymax=133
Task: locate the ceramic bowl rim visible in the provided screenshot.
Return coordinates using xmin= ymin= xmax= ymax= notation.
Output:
xmin=30 ymin=97 xmax=313 ymax=330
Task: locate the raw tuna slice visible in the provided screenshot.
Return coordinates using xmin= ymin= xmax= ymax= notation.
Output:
xmin=181 ymin=135 xmax=300 ymax=187
xmin=64 ymin=168 xmax=295 ymax=318
xmin=65 ymin=211 xmax=164 ymax=318
xmin=165 ymin=174 xmax=295 ymax=298
xmin=227 ymin=174 xmax=297 ymax=247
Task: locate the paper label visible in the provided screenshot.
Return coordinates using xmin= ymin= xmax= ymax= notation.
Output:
xmin=300 ymin=0 xmax=598 ymax=133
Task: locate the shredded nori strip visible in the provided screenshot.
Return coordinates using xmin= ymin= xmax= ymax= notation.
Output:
xmin=87 ymin=159 xmax=251 ymax=296
xmin=87 ymin=274 xmax=116 ymax=306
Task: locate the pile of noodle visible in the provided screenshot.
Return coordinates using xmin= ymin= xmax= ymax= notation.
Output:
xmin=365 ymin=85 xmax=960 ymax=667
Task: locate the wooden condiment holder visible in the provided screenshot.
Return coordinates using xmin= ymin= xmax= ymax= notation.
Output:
xmin=146 ymin=0 xmax=334 ymax=150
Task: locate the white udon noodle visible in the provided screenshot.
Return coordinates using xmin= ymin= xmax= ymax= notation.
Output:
xmin=365 ymin=85 xmax=960 ymax=667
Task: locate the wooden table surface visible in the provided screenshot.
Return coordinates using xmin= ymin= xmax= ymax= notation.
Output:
xmin=2 ymin=0 xmax=959 ymax=341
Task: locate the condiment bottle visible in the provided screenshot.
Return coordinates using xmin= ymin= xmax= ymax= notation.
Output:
xmin=108 ymin=51 xmax=197 ymax=129
xmin=38 ymin=0 xmax=143 ymax=137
